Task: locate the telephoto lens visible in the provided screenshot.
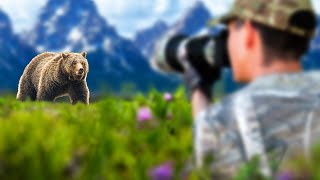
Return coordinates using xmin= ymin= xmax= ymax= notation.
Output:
xmin=151 ymin=29 xmax=230 ymax=74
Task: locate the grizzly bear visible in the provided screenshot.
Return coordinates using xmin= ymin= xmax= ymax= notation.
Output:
xmin=17 ymin=52 xmax=90 ymax=104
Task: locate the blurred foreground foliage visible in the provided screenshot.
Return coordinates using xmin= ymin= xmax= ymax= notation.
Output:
xmin=0 ymin=88 xmax=319 ymax=180
xmin=0 ymin=88 xmax=193 ymax=180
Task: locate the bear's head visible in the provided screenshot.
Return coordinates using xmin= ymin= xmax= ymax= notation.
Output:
xmin=61 ymin=52 xmax=89 ymax=81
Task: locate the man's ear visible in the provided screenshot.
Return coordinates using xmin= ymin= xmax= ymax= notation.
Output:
xmin=81 ymin=51 xmax=87 ymax=58
xmin=62 ymin=53 xmax=69 ymax=59
xmin=244 ymin=20 xmax=257 ymax=49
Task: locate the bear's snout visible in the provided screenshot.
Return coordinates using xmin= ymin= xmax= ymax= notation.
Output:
xmin=75 ymin=63 xmax=84 ymax=75
xmin=78 ymin=68 xmax=84 ymax=74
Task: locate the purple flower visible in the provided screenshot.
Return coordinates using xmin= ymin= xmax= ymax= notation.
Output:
xmin=166 ymin=112 xmax=173 ymax=120
xmin=137 ymin=107 xmax=152 ymax=122
xmin=150 ymin=162 xmax=173 ymax=180
xmin=276 ymin=171 xmax=294 ymax=180
xmin=163 ymin=92 xmax=173 ymax=102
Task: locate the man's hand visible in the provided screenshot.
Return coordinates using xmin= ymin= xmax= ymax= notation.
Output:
xmin=182 ymin=61 xmax=221 ymax=118
xmin=183 ymin=62 xmax=221 ymax=99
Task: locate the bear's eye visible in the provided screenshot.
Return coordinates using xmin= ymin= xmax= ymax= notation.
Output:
xmin=72 ymin=61 xmax=77 ymax=66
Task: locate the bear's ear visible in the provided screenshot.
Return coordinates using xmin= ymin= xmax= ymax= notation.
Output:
xmin=61 ymin=53 xmax=69 ymax=59
xmin=81 ymin=51 xmax=87 ymax=58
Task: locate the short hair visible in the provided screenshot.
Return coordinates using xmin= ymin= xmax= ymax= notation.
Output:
xmin=235 ymin=11 xmax=316 ymax=64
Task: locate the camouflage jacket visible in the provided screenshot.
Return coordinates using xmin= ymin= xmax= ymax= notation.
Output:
xmin=194 ymin=71 xmax=320 ymax=176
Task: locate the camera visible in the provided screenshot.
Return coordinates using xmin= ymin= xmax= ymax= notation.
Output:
xmin=151 ymin=29 xmax=230 ymax=75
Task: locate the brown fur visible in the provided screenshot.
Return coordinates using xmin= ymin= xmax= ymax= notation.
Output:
xmin=17 ymin=52 xmax=90 ymax=104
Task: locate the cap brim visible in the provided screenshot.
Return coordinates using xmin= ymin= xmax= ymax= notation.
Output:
xmin=207 ymin=13 xmax=235 ymax=27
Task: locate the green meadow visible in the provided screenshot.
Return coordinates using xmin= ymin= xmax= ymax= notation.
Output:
xmin=0 ymin=88 xmax=319 ymax=180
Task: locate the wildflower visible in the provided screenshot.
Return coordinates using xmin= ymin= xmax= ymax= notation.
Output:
xmin=163 ymin=92 xmax=173 ymax=102
xmin=276 ymin=171 xmax=294 ymax=180
xmin=166 ymin=112 xmax=173 ymax=120
xmin=137 ymin=107 xmax=152 ymax=122
xmin=150 ymin=162 xmax=173 ymax=180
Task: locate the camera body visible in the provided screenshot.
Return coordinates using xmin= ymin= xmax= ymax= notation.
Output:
xmin=151 ymin=29 xmax=230 ymax=77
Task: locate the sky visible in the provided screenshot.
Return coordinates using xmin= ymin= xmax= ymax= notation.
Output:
xmin=0 ymin=0 xmax=319 ymax=39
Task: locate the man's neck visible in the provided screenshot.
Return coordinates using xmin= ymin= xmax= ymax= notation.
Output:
xmin=252 ymin=59 xmax=302 ymax=80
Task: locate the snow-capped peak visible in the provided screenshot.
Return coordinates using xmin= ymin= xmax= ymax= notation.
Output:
xmin=25 ymin=0 xmax=118 ymax=52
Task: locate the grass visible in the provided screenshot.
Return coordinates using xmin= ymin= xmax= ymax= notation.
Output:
xmin=0 ymin=88 xmax=194 ymax=180
xmin=0 ymin=88 xmax=319 ymax=180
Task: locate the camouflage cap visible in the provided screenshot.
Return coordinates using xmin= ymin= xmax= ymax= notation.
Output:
xmin=209 ymin=0 xmax=316 ymax=37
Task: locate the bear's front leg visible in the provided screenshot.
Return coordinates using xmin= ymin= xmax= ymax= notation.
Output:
xmin=68 ymin=82 xmax=90 ymax=104
xmin=36 ymin=81 xmax=60 ymax=102
xmin=36 ymin=89 xmax=56 ymax=102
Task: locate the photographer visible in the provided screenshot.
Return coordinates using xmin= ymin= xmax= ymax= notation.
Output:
xmin=186 ymin=0 xmax=318 ymax=177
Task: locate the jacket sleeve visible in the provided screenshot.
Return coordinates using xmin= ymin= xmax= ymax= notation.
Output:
xmin=194 ymin=110 xmax=218 ymax=168
xmin=193 ymin=95 xmax=253 ymax=175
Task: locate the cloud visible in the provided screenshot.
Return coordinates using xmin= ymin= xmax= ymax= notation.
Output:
xmin=313 ymin=0 xmax=320 ymax=13
xmin=95 ymin=0 xmax=189 ymax=38
xmin=0 ymin=0 xmax=46 ymax=32
xmin=94 ymin=0 xmax=234 ymax=38
xmin=154 ymin=0 xmax=169 ymax=15
xmin=202 ymin=0 xmax=233 ymax=15
xmin=0 ymin=0 xmax=318 ymax=38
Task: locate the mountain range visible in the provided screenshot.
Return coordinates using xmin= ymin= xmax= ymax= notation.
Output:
xmin=0 ymin=10 xmax=37 ymax=91
xmin=134 ymin=1 xmax=213 ymax=58
xmin=301 ymin=16 xmax=320 ymax=70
